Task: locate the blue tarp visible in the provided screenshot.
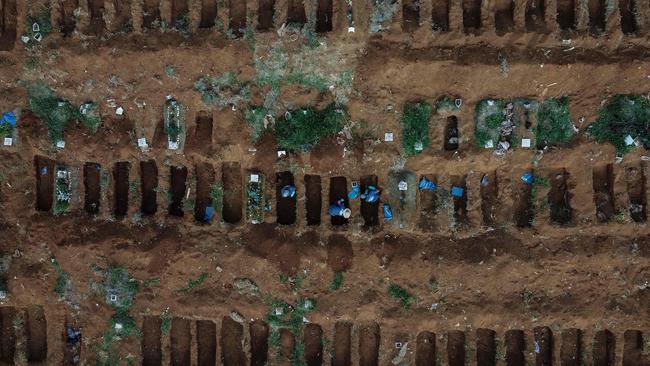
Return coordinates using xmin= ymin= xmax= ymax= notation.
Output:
xmin=1 ymin=112 xmax=16 ymax=127
xmin=451 ymin=186 xmax=464 ymax=197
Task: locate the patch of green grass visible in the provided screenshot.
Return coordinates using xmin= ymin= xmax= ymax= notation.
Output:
xmin=90 ymin=265 xmax=139 ymax=309
xmin=276 ymin=104 xmax=347 ymax=151
xmin=177 ymin=272 xmax=209 ymax=294
xmin=28 ymin=82 xmax=101 ymax=142
xmin=25 ymin=11 xmax=53 ymax=46
xmin=402 ymin=101 xmax=432 ymax=156
xmin=160 ymin=310 xmax=172 ymax=333
xmin=51 ymin=257 xmax=69 ymax=298
xmin=590 ymin=95 xmax=650 ymax=154
xmin=195 ymin=73 xmax=251 ymax=109
xmin=329 ymin=272 xmax=343 ymax=291
xmin=535 ymin=97 xmax=574 ymax=147
xmin=369 ymin=0 xmax=400 ymax=33
xmin=0 ymin=122 xmax=13 ymax=138
xmin=529 ymin=175 xmax=550 ymax=224
xmin=209 ymin=184 xmax=223 ymax=212
xmin=485 ymin=113 xmax=503 ymax=129
xmin=96 ymin=307 xmax=141 ymax=366
xmin=266 ymin=297 xmax=317 ymax=365
xmin=244 ymin=106 xmax=270 ymax=143
xmin=286 ymin=72 xmax=328 ymax=92
xmin=388 ymin=283 xmax=415 ymax=308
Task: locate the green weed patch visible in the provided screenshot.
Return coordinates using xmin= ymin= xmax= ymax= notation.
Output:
xmin=275 ymin=104 xmax=347 ymax=151
xmin=534 ymin=97 xmax=574 ymax=148
xmin=402 ymin=101 xmax=432 ymax=156
xmin=590 ymin=95 xmax=650 ymax=154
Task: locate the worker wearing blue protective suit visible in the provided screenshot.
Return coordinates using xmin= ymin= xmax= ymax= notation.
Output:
xmin=360 ymin=185 xmax=381 ymax=203
xmin=281 ymin=185 xmax=296 ymax=198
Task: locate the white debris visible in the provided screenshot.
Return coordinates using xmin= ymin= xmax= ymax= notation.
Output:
xmin=56 ymin=140 xmax=65 ymax=149
xmin=250 ymin=174 xmax=259 ymax=183
xmin=384 ymin=132 xmax=394 ymax=142
xmin=137 ymin=137 xmax=148 ymax=149
xmin=625 ymin=135 xmax=635 ymax=146
xmin=3 ymin=137 xmax=13 ymax=146
xmin=115 ymin=107 xmax=124 ymax=115
xmin=168 ymin=141 xmax=179 ymax=150
xmin=484 ymin=140 xmax=494 ymax=149
xmin=521 ymin=138 xmax=531 ymax=148
xmin=348 ymin=26 xmax=355 ymax=33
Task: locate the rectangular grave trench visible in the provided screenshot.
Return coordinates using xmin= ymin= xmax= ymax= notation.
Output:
xmin=0 ymin=0 xmax=17 ymax=51
xmin=626 ymin=166 xmax=646 ymax=222
xmin=221 ymin=316 xmax=246 ymax=366
xmin=619 ymin=0 xmax=638 ymax=34
xmin=588 ymin=0 xmax=606 ymax=33
xmin=329 ymin=176 xmax=349 ymax=226
xmin=451 ymin=175 xmax=468 ymax=226
xmin=447 ymin=331 xmax=465 ymax=366
xmin=514 ymin=171 xmax=533 ymax=227
xmin=230 ymin=0 xmax=247 ymax=36
xmin=525 ymin=0 xmax=545 ymax=31
xmin=593 ymin=330 xmax=615 ymax=366
xmin=505 ymin=330 xmax=525 ymax=366
xmin=84 ymin=162 xmax=101 ymax=214
xmin=196 ymin=320 xmax=216 ymax=366
xmin=0 ymin=307 xmax=17 ymax=364
xmin=195 ymin=162 xmax=215 ymax=223
xmin=360 ymin=175 xmax=379 ymax=227
xmin=432 ymin=0 xmax=450 ymax=31
xmin=592 ymin=164 xmax=614 ymax=222
xmin=557 ymin=0 xmax=576 ymax=30
xmin=303 ymin=324 xmax=323 ymax=366
xmin=316 ymin=0 xmax=333 ymax=32
xmin=113 ymin=161 xmax=130 ymax=217
xmin=142 ymin=316 xmax=162 ymax=366
xmin=194 ymin=111 xmax=213 ymax=149
xmin=169 ymin=166 xmax=187 ymax=217
xmin=495 ymin=0 xmax=515 ymax=34
xmin=333 ymin=322 xmax=351 ymax=366
xmin=276 ymin=171 xmax=296 ymax=225
xmin=462 ymin=0 xmax=481 ymax=33
xmin=250 ymin=321 xmax=269 ymax=366
xmin=476 ymin=328 xmax=496 ymax=366
xmin=61 ymin=0 xmax=79 ymax=36
xmin=444 ymin=116 xmax=459 ymax=151
xmin=548 ymin=169 xmax=572 ymax=224
xmin=480 ymin=171 xmax=498 ymax=226
xmin=140 ymin=160 xmax=158 ymax=215
xmin=358 ymin=322 xmax=380 ymax=366
xmin=257 ymin=0 xmax=275 ymax=31
xmin=287 ymin=0 xmax=306 ymax=25
xmin=418 ymin=174 xmax=438 ymax=230
xmin=222 ymin=162 xmax=243 ymax=224
xmin=200 ymin=0 xmax=217 ymax=28
xmin=35 ymin=156 xmax=55 ymax=212
xmin=415 ymin=331 xmax=436 ymax=366
xmin=172 ymin=0 xmax=188 ymax=24
xmin=25 ymin=306 xmax=47 ymax=363
xmin=171 ymin=318 xmax=191 ymax=366
xmin=402 ymin=0 xmax=420 ymax=32
xmin=143 ymin=0 xmax=161 ymax=28
xmin=88 ymin=0 xmax=105 ymax=34
xmin=305 ymin=174 xmax=322 ymax=226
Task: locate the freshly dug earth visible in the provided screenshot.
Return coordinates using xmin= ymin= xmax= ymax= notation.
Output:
xmin=1 ymin=0 xmax=650 ymax=364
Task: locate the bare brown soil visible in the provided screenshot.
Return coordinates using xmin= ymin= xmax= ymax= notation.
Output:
xmin=2 ymin=0 xmax=650 ymax=364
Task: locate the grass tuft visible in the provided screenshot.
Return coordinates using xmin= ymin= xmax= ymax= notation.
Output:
xmin=275 ymin=104 xmax=347 ymax=151
xmin=402 ymin=101 xmax=432 ymax=156
xmin=534 ymin=97 xmax=574 ymax=147
xmin=589 ymin=95 xmax=650 ymax=154
xmin=28 ymin=82 xmax=101 ymax=142
xmin=388 ymin=283 xmax=415 ymax=308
